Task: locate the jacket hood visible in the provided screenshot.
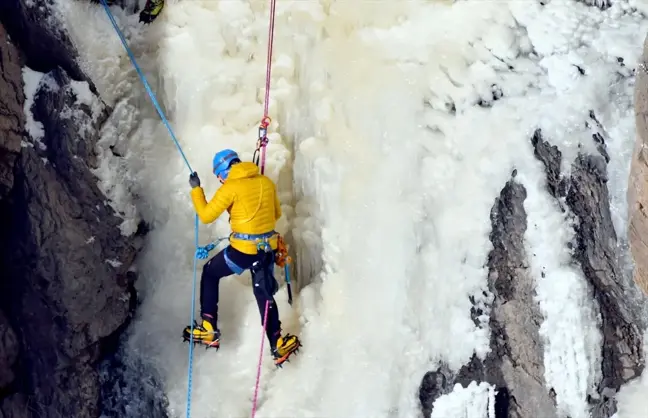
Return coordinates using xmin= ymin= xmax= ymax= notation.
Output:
xmin=227 ymin=161 xmax=260 ymax=180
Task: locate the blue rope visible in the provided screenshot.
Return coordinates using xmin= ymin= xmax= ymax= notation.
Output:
xmin=98 ymin=0 xmax=193 ymax=173
xmin=98 ymin=2 xmax=198 ymax=418
xmin=187 ymin=215 xmax=199 ymax=418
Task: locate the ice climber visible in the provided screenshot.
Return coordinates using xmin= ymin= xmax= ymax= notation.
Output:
xmin=139 ymin=0 xmax=164 ymax=24
xmin=182 ymin=149 xmax=301 ymax=366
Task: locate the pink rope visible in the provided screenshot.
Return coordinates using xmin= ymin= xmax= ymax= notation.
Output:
xmin=251 ymin=2 xmax=279 ymax=414
xmin=260 ymin=145 xmax=268 ymax=175
xmin=263 ymin=0 xmax=276 ymax=118
xmin=251 ymin=300 xmax=270 ymax=417
xmin=258 ymin=0 xmax=276 ymax=175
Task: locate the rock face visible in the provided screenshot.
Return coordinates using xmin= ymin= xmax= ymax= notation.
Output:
xmin=0 ymin=23 xmax=23 ymax=200
xmin=418 ymin=174 xmax=558 ymax=418
xmin=575 ymin=0 xmax=612 ymax=11
xmin=466 ymin=172 xmax=557 ymax=418
xmin=629 ymin=35 xmax=648 ymax=297
xmin=0 ymin=2 xmax=144 ymax=417
xmin=0 ymin=311 xmax=19 ymax=392
xmin=533 ymin=130 xmax=644 ymax=416
xmin=0 ymin=0 xmax=90 ymax=86
xmin=419 ymin=128 xmax=645 ymax=418
xmin=0 ymin=18 xmax=25 ymax=407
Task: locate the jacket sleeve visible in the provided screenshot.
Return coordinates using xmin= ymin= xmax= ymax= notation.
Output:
xmin=273 ymin=184 xmax=282 ymax=221
xmin=190 ymin=185 xmax=234 ymax=224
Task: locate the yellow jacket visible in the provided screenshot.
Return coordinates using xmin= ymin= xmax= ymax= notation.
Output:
xmin=190 ymin=161 xmax=281 ymax=255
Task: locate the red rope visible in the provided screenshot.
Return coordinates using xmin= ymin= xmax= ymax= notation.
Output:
xmin=257 ymin=0 xmax=277 ymax=175
xmin=263 ymin=0 xmax=276 ymax=119
xmin=251 ymin=2 xmax=278 ymax=414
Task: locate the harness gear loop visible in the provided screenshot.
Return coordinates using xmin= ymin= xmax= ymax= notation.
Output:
xmin=230 ymin=231 xmax=277 ymax=253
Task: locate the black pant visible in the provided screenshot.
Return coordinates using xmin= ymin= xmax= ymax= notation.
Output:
xmin=200 ymin=246 xmax=281 ymax=348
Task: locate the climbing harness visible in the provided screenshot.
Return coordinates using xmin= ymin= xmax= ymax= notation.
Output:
xmin=231 ymin=230 xmax=277 ymax=242
xmin=232 ymin=231 xmax=282 ymax=299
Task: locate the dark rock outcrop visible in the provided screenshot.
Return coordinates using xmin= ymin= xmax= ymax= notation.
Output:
xmin=0 ymin=393 xmax=30 ymax=418
xmin=0 ymin=0 xmax=89 ymax=86
xmin=568 ymin=155 xmax=643 ymax=386
xmin=98 ymin=348 xmax=170 ymax=418
xmin=0 ymin=3 xmax=145 ymax=416
xmin=574 ymin=0 xmax=612 ymax=11
xmin=0 ymin=20 xmax=25 ymax=405
xmin=0 ymin=311 xmax=19 ymax=392
xmin=461 ymin=173 xmax=557 ymax=418
xmin=1 ymin=66 xmax=142 ymax=417
xmin=0 ymin=22 xmax=23 ymax=200
xmin=531 ymin=129 xmax=644 ymax=416
xmin=419 ymin=366 xmax=452 ymax=417
xmin=418 ymin=173 xmax=556 ymax=418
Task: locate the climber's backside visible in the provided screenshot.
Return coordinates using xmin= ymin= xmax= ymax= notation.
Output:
xmin=182 ymin=149 xmax=300 ymax=366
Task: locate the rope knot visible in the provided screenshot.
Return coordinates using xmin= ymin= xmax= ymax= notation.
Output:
xmin=260 ymin=116 xmax=272 ymax=128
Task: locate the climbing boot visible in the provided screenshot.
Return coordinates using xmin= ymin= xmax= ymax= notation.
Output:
xmin=271 ymin=333 xmax=301 ymax=367
xmin=139 ymin=0 xmax=164 ymax=24
xmin=182 ymin=318 xmax=220 ymax=349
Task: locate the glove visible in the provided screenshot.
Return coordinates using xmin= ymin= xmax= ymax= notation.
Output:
xmin=189 ymin=172 xmax=201 ymax=188
xmin=195 ymin=242 xmax=216 ymax=260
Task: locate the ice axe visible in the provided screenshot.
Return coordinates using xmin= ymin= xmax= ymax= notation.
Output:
xmin=284 ymin=264 xmax=293 ymax=305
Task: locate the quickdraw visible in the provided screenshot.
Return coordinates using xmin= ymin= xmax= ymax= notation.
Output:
xmin=253 ymin=116 xmax=271 ymax=169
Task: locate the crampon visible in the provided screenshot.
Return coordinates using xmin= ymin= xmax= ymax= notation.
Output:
xmin=272 ymin=334 xmax=302 ymax=367
xmin=182 ymin=320 xmax=220 ymax=350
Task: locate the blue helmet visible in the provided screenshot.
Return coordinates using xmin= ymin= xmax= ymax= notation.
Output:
xmin=212 ymin=149 xmax=239 ymax=180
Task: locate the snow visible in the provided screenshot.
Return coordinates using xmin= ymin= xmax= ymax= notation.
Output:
xmin=615 ymin=331 xmax=648 ymax=418
xmin=105 ymin=259 xmax=123 ymax=268
xmin=52 ymin=0 xmax=648 ymax=417
xmin=68 ymin=79 xmax=105 ymax=122
xmin=61 ymin=79 xmax=106 ymax=145
xmin=430 ymin=382 xmax=493 ymax=418
xmin=21 ymin=67 xmax=46 ymax=148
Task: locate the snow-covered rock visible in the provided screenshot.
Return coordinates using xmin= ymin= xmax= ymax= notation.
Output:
xmin=420 ymin=126 xmax=646 ymax=418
